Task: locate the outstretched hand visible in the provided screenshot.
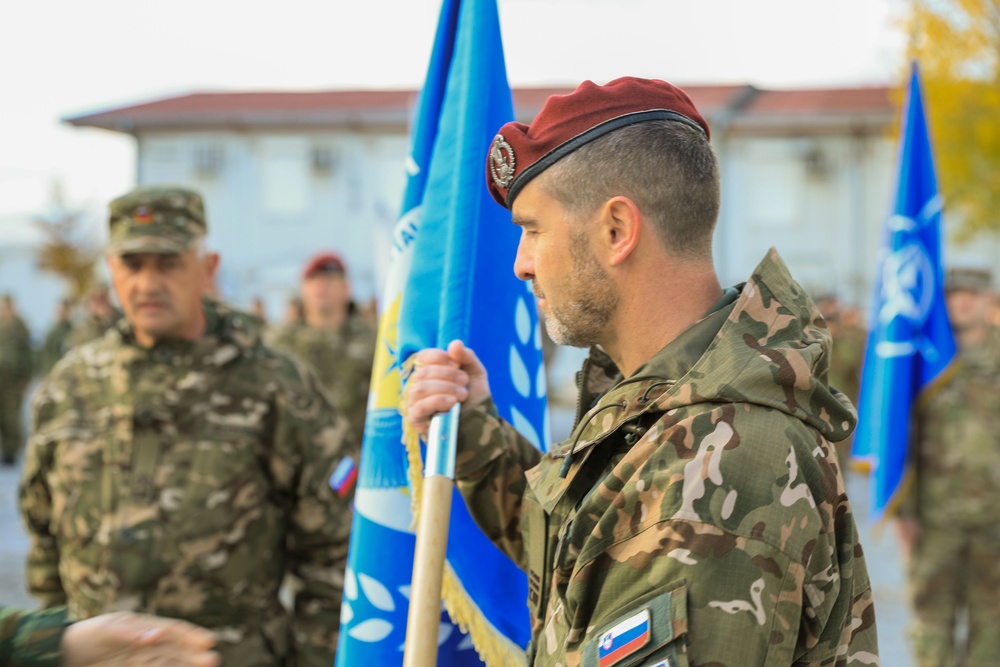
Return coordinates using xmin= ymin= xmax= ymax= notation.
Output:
xmin=60 ymin=612 xmax=220 ymax=667
xmin=404 ymin=340 xmax=491 ymax=437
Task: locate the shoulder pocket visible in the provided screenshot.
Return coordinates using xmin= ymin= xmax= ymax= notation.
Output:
xmin=582 ymin=582 xmax=689 ymax=667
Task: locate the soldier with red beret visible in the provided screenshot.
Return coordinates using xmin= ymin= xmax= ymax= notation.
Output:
xmin=406 ymin=77 xmax=879 ymax=666
xmin=269 ymin=252 xmax=376 ymax=450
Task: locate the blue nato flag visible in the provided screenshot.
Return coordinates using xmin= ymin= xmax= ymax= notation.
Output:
xmin=852 ymin=63 xmax=956 ymax=521
xmin=335 ymin=0 xmax=548 ymax=664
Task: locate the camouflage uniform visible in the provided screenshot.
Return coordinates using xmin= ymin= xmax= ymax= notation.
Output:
xmin=826 ymin=321 xmax=866 ymax=464
xmin=269 ymin=312 xmax=376 ymax=447
xmin=20 ymin=293 xmax=356 ymax=666
xmin=64 ymin=309 xmax=121 ymax=350
xmin=37 ymin=317 xmax=72 ymax=378
xmin=827 ymin=323 xmax=865 ymax=408
xmin=0 ymin=606 xmax=69 ymax=666
xmin=903 ymin=327 xmax=1000 ymax=667
xmin=0 ymin=311 xmax=33 ymax=461
xmin=454 ymin=250 xmax=879 ymax=666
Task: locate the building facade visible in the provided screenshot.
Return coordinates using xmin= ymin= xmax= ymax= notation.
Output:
xmin=65 ymin=84 xmax=910 ymax=316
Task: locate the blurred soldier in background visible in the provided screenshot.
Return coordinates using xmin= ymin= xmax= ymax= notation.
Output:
xmin=898 ymin=267 xmax=1000 ymax=667
xmin=249 ymin=296 xmax=267 ymax=327
xmin=0 ymin=294 xmax=33 ymax=465
xmin=270 ymin=252 xmax=376 ymax=447
xmin=816 ymin=294 xmax=867 ymax=464
xmin=20 ymin=185 xmax=356 ymax=666
xmin=37 ymin=298 xmax=74 ymax=377
xmin=65 ymin=284 xmax=120 ymax=349
xmin=282 ymin=296 xmax=304 ymax=326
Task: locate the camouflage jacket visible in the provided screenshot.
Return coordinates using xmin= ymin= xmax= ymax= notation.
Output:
xmin=454 ymin=249 xmax=879 ymax=667
xmin=37 ymin=320 xmax=72 ymax=378
xmin=908 ymin=327 xmax=1000 ymax=527
xmin=0 ymin=606 xmax=68 ymax=667
xmin=268 ymin=311 xmax=376 ymax=447
xmin=827 ymin=323 xmax=865 ymax=406
xmin=0 ymin=314 xmax=33 ymax=386
xmin=65 ymin=310 xmax=121 ymax=351
xmin=20 ymin=299 xmax=357 ymax=667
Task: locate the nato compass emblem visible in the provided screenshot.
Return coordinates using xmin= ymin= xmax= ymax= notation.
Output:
xmin=874 ymin=217 xmax=938 ymax=361
xmin=489 ymin=134 xmax=516 ymax=188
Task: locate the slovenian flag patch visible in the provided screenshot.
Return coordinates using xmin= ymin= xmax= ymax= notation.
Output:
xmin=329 ymin=457 xmax=358 ymax=497
xmin=598 ymin=608 xmax=651 ymax=667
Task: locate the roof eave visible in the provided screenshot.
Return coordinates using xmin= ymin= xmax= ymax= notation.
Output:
xmin=726 ymin=111 xmax=895 ymax=137
xmin=64 ymin=110 xmax=413 ymax=133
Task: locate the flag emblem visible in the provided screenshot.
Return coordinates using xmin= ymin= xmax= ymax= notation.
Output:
xmin=329 ymin=457 xmax=358 ymax=497
xmin=133 ymin=206 xmax=153 ymax=224
xmin=598 ymin=608 xmax=650 ymax=667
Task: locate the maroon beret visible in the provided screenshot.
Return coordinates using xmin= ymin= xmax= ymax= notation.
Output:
xmin=302 ymin=252 xmax=346 ymax=279
xmin=486 ymin=76 xmax=710 ymax=208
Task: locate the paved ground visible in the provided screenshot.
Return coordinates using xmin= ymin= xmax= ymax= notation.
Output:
xmin=847 ymin=471 xmax=914 ymax=667
xmin=1 ymin=457 xmax=35 ymax=610
xmin=0 ymin=426 xmax=914 ymax=665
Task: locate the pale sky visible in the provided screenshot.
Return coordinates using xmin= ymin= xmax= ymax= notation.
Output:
xmin=0 ymin=0 xmax=909 ymax=224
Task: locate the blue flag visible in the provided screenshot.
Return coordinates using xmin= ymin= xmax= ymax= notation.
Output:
xmin=852 ymin=63 xmax=955 ymax=520
xmin=336 ymin=0 xmax=548 ymax=664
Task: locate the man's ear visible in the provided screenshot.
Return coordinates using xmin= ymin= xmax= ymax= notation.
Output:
xmin=204 ymin=252 xmax=221 ymax=281
xmin=599 ymin=196 xmax=642 ymax=266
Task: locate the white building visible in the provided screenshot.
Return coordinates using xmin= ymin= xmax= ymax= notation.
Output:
xmin=64 ymin=83 xmax=907 ymax=316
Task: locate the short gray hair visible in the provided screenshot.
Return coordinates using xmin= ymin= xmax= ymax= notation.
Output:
xmin=538 ymin=120 xmax=720 ymax=259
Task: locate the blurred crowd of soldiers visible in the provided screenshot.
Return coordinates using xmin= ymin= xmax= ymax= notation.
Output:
xmin=819 ymin=268 xmax=1000 ymax=667
xmin=0 ymin=287 xmax=122 ymax=465
xmin=0 ymin=254 xmax=377 ymax=469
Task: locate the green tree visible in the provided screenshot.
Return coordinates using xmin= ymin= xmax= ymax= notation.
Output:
xmin=34 ymin=183 xmax=101 ymax=300
xmin=907 ymin=0 xmax=1000 ymax=239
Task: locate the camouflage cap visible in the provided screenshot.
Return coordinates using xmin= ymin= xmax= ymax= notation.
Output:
xmin=946 ymin=267 xmax=993 ymax=292
xmin=107 ymin=185 xmax=207 ymax=255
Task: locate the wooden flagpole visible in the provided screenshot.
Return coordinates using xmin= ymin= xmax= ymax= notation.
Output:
xmin=403 ymin=403 xmax=461 ymax=667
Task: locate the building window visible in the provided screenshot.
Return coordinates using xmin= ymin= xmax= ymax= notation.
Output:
xmin=747 ymin=160 xmax=801 ymax=229
xmin=802 ymin=144 xmax=832 ymax=180
xmin=311 ymin=145 xmax=336 ymax=176
xmin=193 ymin=143 xmax=224 ymax=179
xmin=260 ymin=137 xmax=309 ymax=216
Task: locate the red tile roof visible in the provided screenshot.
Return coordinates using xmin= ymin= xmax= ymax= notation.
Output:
xmin=728 ymin=86 xmax=895 ymax=135
xmin=744 ymin=86 xmax=894 ymax=114
xmin=64 ymin=83 xmax=896 ymax=135
xmin=64 ymin=90 xmax=420 ymax=133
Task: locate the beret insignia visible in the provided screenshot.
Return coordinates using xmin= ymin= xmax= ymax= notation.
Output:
xmin=489 ymin=134 xmax=516 ymax=188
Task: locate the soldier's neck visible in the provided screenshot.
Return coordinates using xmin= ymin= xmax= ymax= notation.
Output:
xmin=305 ymin=309 xmax=346 ymax=330
xmin=133 ymin=310 xmax=208 ymax=348
xmin=600 ymin=260 xmax=722 ymax=378
xmin=957 ymin=322 xmax=990 ymax=350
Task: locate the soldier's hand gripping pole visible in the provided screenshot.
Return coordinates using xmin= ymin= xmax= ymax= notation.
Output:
xmin=403 ymin=402 xmax=461 ymax=667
